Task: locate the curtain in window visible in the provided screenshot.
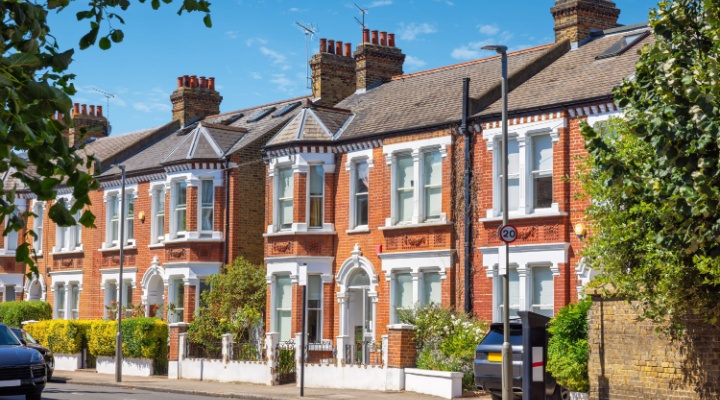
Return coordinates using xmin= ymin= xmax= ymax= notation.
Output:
xmin=396 ymin=155 xmax=414 ymax=222
xmin=309 ymin=166 xmax=323 ymax=228
xmin=423 ymin=151 xmax=442 ymax=220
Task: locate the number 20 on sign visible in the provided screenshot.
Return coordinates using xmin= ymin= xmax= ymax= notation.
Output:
xmin=498 ymin=224 xmax=517 ymax=243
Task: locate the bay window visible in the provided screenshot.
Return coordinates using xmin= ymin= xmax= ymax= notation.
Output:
xmin=308 ymin=165 xmax=324 ymax=228
xmin=391 ymin=269 xmax=443 ymax=323
xmin=495 ymin=265 xmax=555 ymax=321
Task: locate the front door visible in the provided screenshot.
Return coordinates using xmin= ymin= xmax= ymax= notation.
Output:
xmin=347 ymin=269 xmax=374 ymax=363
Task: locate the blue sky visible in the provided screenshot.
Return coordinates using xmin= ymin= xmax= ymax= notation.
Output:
xmin=48 ymin=0 xmax=658 ymax=136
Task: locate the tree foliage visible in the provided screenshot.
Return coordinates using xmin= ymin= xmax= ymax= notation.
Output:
xmin=547 ymin=297 xmax=591 ymax=392
xmin=581 ymin=0 xmax=720 ymax=330
xmin=0 ymin=1 xmax=210 ymax=278
xmin=188 ymin=257 xmax=267 ymax=344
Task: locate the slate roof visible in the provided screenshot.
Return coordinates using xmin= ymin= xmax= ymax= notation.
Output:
xmin=267 ymin=103 xmax=352 ymax=146
xmin=332 ymin=43 xmax=557 ymax=141
xmin=480 ymin=25 xmax=652 ymax=117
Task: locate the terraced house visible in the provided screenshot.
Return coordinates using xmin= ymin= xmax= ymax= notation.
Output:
xmin=0 ymin=0 xmax=649 ymax=343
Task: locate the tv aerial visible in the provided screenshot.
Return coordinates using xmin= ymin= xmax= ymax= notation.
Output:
xmin=295 ymin=22 xmax=318 ymax=90
xmin=354 ymin=3 xmax=368 ymax=31
xmin=93 ymin=87 xmax=115 ymax=135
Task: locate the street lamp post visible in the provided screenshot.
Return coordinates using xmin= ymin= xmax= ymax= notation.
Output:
xmin=114 ymin=164 xmax=126 ymax=383
xmin=482 ymin=44 xmax=510 ymax=400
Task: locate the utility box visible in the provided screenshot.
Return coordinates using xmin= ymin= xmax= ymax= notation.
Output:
xmin=517 ymin=311 xmax=551 ymax=400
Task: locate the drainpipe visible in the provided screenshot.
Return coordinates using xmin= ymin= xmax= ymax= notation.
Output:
xmin=461 ymin=78 xmax=472 ymax=314
xmin=223 ymin=157 xmax=231 ymax=269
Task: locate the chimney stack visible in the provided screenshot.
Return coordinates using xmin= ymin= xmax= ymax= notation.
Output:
xmin=310 ymin=37 xmax=356 ymax=107
xmin=551 ymin=0 xmax=620 ymax=44
xmin=65 ymin=103 xmax=109 ymax=146
xmin=170 ymin=74 xmax=223 ymax=126
xmin=354 ymin=28 xmax=405 ymax=92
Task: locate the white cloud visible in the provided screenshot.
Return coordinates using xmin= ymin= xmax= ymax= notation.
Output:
xmin=288 ymin=7 xmax=307 ymax=12
xmin=368 ymin=1 xmax=392 ymax=7
xmin=245 ymin=38 xmax=268 ymax=47
xmin=451 ymin=47 xmax=481 ymax=60
xmin=132 ymin=102 xmax=171 ymax=113
xmin=397 ymin=22 xmax=437 ymax=41
xmin=404 ymin=55 xmax=427 ymax=70
xmin=260 ymin=46 xmax=287 ymax=66
xmin=270 ymin=74 xmax=297 ymax=93
xmin=451 ymin=31 xmax=515 ymax=60
xmin=250 ymin=72 xmax=262 ymax=80
xmin=226 ymin=31 xmax=239 ymax=39
xmin=478 ymin=24 xmax=499 ymax=36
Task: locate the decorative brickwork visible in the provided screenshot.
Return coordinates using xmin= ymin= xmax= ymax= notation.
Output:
xmin=588 ymin=296 xmax=720 ymax=400
xmin=551 ymin=0 xmax=620 ymax=43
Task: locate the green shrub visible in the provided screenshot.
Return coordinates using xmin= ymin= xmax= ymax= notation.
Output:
xmin=25 ymin=320 xmax=91 ymax=354
xmin=121 ymin=318 xmax=168 ymax=360
xmin=398 ymin=304 xmax=487 ymax=390
xmin=0 ymin=301 xmax=52 ymax=326
xmin=88 ymin=320 xmax=117 ymax=357
xmin=547 ymin=297 xmax=592 ymax=392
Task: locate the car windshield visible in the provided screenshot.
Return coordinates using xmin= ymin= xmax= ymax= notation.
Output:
xmin=480 ymin=325 xmax=523 ymax=346
xmin=23 ymin=330 xmax=38 ymax=344
xmin=0 ymin=325 xmax=21 ymax=346
xmin=11 ymin=328 xmax=37 ymax=344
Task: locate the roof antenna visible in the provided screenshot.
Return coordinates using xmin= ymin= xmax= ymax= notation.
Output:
xmin=354 ymin=3 xmax=368 ymax=32
xmin=295 ymin=22 xmax=318 ymax=90
xmin=93 ymin=87 xmax=115 ymax=121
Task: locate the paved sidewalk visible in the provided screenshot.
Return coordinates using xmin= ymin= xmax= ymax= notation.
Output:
xmin=52 ymin=370 xmax=485 ymax=400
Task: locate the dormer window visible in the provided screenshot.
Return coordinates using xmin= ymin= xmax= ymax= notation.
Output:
xmin=595 ymin=30 xmax=650 ymax=60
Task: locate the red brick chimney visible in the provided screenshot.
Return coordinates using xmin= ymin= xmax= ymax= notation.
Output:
xmin=310 ymin=37 xmax=356 ymax=107
xmin=551 ymin=0 xmax=620 ymax=43
xmin=170 ymin=75 xmax=223 ymax=126
xmin=354 ymin=28 xmax=405 ymax=92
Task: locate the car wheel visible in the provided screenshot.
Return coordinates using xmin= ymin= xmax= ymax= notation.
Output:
xmin=26 ymin=393 xmax=42 ymax=400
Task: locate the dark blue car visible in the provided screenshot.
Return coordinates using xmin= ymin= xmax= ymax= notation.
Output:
xmin=0 ymin=323 xmax=45 ymax=400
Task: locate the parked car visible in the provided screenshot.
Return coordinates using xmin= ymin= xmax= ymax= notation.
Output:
xmin=0 ymin=323 xmax=46 ymax=400
xmin=474 ymin=319 xmax=567 ymax=400
xmin=11 ymin=327 xmax=54 ymax=381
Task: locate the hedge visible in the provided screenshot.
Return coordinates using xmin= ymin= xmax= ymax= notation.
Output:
xmin=0 ymin=301 xmax=52 ymax=327
xmin=26 ymin=318 xmax=168 ymax=361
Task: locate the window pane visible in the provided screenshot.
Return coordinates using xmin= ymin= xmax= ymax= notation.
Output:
xmin=278 ymin=310 xmax=291 ymax=341
xmin=202 ymin=181 xmax=214 ymax=206
xmin=126 ymin=195 xmax=134 ymax=241
xmin=308 ymin=275 xmax=322 ymax=308
xmin=509 ymin=177 xmax=520 ymax=211
xmin=5 ymin=286 xmax=15 ymax=302
xmin=532 ymin=267 xmax=554 ymax=317
xmin=394 ymin=273 xmax=413 ymax=309
xmin=356 ymin=162 xmax=369 ymax=194
xmin=425 ymin=187 xmax=442 ymax=220
xmin=508 ymin=139 xmax=519 ymax=176
xmin=280 ymin=199 xmax=293 ymax=229
xmin=202 ymin=209 xmax=214 ymax=231
xmin=423 ymin=151 xmax=441 ymax=186
xmin=176 ymin=182 xmax=187 ymax=206
xmin=423 ymin=272 xmax=441 ymax=305
xmin=356 ymin=194 xmax=368 ymax=226
xmin=498 ymin=268 xmax=520 ymax=319
xmin=176 ymin=209 xmax=186 ymax=232
xmin=532 ymin=135 xmax=553 ymax=172
xmin=34 ymin=206 xmax=43 ymax=249
xmin=534 ymin=176 xmax=553 ymax=209
xmin=276 ymin=276 xmax=292 ymax=309
xmin=279 ymin=168 xmax=293 ymax=198
xmin=396 ymin=155 xmax=413 ymax=189
xmin=309 ymin=166 xmax=323 ymax=196
xmin=308 ymin=309 xmax=321 ymax=342
xmin=398 ymin=190 xmax=413 ymax=222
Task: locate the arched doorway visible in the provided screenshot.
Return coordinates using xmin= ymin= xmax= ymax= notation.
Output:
xmin=346 ymin=268 xmax=373 ymax=343
xmin=141 ymin=256 xmax=166 ymax=318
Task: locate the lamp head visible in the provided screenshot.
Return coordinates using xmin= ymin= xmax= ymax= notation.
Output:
xmin=574 ymin=222 xmax=587 ymax=240
xmin=481 ymin=45 xmax=508 ymax=54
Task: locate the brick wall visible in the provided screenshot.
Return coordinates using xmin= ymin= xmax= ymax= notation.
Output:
xmin=588 ymin=296 xmax=720 ymax=400
xmin=386 ymin=325 xmax=417 ymax=368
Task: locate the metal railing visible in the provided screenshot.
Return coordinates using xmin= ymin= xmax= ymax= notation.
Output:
xmin=276 ymin=339 xmax=296 ymax=384
xmin=345 ymin=340 xmax=383 ymax=366
xmin=303 ymin=340 xmax=336 ymax=364
xmin=186 ymin=341 xmax=222 ymax=360
xmin=230 ymin=338 xmax=266 ymax=362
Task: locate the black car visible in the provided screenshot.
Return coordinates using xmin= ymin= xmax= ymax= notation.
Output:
xmin=0 ymin=323 xmax=45 ymax=400
xmin=11 ymin=328 xmax=54 ymax=381
xmin=474 ymin=320 xmax=567 ymax=400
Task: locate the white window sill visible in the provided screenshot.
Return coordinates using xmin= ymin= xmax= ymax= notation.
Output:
xmin=148 ymin=243 xmax=165 ymax=249
xmin=264 ymin=230 xmax=337 ymax=237
xmin=479 ymin=210 xmax=568 ymax=223
xmin=378 ymin=221 xmax=452 ymax=231
xmin=265 ymin=223 xmax=336 ymax=236
xmin=50 ymin=248 xmax=85 ymax=256
xmin=346 ymin=226 xmax=370 ymax=234
xmin=0 ymin=250 xmax=16 ymax=257
xmin=98 ymin=245 xmax=137 ymax=252
xmin=163 ymin=237 xmax=223 ymax=245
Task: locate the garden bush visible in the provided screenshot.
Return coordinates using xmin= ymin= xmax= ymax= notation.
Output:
xmin=0 ymin=301 xmax=52 ymax=327
xmin=88 ymin=320 xmax=117 ymax=357
xmin=24 ymin=320 xmax=91 ymax=354
xmin=88 ymin=318 xmax=168 ymax=361
xmin=398 ymin=304 xmax=487 ymax=389
xmin=547 ymin=297 xmax=592 ymax=392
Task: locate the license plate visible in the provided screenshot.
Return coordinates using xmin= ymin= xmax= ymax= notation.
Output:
xmin=488 ymin=352 xmax=502 ymax=362
xmin=0 ymin=379 xmax=20 ymax=387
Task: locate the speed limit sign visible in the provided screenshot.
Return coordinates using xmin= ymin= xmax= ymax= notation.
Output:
xmin=498 ymin=224 xmax=518 ymax=243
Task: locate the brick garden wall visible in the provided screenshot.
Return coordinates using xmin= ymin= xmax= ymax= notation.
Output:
xmin=588 ymin=296 xmax=720 ymax=400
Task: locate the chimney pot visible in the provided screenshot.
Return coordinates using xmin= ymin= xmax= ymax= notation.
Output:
xmin=208 ymin=77 xmax=215 ymax=91
xmin=388 ymin=33 xmax=396 ymax=47
xmin=97 ymin=106 xmax=103 ymax=117
xmin=362 ymin=29 xmax=370 ymax=44
xmin=81 ymin=104 xmax=87 ymax=115
xmin=327 ymin=40 xmax=335 ymax=54
xmin=73 ymin=103 xmax=80 ymax=115
xmin=371 ymin=30 xmax=378 ymax=44
xmin=200 ymin=76 xmax=207 ymax=88
xmin=183 ymin=75 xmax=190 ymax=87
xmin=380 ymin=31 xmax=387 ymax=46
xmin=177 ymin=77 xmax=183 ymax=88
xmin=89 ymin=105 xmax=95 ymax=116
xmin=344 ymin=42 xmax=352 ymax=57
xmin=319 ymin=38 xmax=327 ymax=53
xmin=335 ymin=41 xmax=343 ymax=55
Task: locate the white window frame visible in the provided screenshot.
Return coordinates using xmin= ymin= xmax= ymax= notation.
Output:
xmin=492 ymin=264 xmax=555 ymax=321
xmin=169 ymin=277 xmax=185 ymax=323
xmin=383 ymin=136 xmax=450 ymax=227
xmin=149 ymin=183 xmax=166 ymax=244
xmin=49 ymin=271 xmax=83 ymax=319
xmin=102 ymin=187 xmax=137 ymax=249
xmin=53 ymin=197 xmax=83 ymax=254
xmin=273 ymin=274 xmax=292 ymax=341
xmin=3 ymin=214 xmax=18 ymax=255
xmin=346 ymin=149 xmax=374 ymax=232
xmin=307 ymin=164 xmax=325 ymax=229
xmin=32 ymin=201 xmax=46 ymax=255
xmin=306 ymin=274 xmax=323 ymax=343
xmin=199 ymin=179 xmax=215 ymax=238
xmin=275 ymin=165 xmax=294 ymax=231
xmin=482 ymin=118 xmax=563 ymax=219
xmin=55 ymin=282 xmax=66 ymax=319
xmin=171 ymin=180 xmax=188 ymax=240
